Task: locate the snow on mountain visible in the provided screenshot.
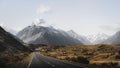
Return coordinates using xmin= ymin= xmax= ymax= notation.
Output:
xmin=67 ymin=30 xmax=91 ymax=45
xmin=17 ymin=19 xmax=83 ymax=45
xmin=86 ymin=33 xmax=109 ymax=44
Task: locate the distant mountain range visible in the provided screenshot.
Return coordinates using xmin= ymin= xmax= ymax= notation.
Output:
xmin=86 ymin=31 xmax=120 ymax=44
xmin=16 ymin=19 xmax=120 ymax=45
xmin=2 ymin=19 xmax=120 ymax=45
xmin=86 ymin=33 xmax=109 ymax=44
xmin=17 ymin=19 xmax=84 ymax=45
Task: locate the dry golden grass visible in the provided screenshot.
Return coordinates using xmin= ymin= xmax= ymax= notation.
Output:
xmin=40 ymin=44 xmax=120 ymax=67
xmin=0 ymin=49 xmax=33 ymax=68
xmin=6 ymin=53 xmax=33 ymax=68
xmin=21 ymin=53 xmax=33 ymax=64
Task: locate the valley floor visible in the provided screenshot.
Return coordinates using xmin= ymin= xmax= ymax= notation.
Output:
xmin=39 ymin=44 xmax=120 ymax=68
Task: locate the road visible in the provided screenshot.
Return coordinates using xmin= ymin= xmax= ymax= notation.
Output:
xmin=28 ymin=52 xmax=87 ymax=68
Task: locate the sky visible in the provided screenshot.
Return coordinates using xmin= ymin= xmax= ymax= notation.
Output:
xmin=0 ymin=0 xmax=120 ymax=36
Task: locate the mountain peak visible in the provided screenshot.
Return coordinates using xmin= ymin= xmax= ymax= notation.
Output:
xmin=17 ymin=24 xmax=83 ymax=45
xmin=68 ymin=30 xmax=76 ymax=34
xmin=86 ymin=33 xmax=109 ymax=44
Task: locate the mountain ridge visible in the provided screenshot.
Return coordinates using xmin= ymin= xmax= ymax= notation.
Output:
xmin=103 ymin=31 xmax=120 ymax=44
xmin=17 ymin=19 xmax=83 ymax=45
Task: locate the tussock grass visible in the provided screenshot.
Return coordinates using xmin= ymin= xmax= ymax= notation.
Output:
xmin=40 ymin=44 xmax=120 ymax=68
xmin=5 ymin=53 xmax=33 ymax=68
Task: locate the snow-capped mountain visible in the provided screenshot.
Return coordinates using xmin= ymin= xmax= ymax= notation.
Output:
xmin=67 ymin=30 xmax=91 ymax=45
xmin=103 ymin=31 xmax=120 ymax=44
xmin=17 ymin=19 xmax=83 ymax=45
xmin=86 ymin=33 xmax=109 ymax=44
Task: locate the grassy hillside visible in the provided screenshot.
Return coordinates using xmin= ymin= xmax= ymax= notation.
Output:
xmin=0 ymin=27 xmax=32 ymax=68
xmin=40 ymin=44 xmax=120 ymax=68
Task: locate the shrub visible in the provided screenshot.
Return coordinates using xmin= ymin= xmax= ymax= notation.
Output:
xmin=89 ymin=62 xmax=119 ymax=68
xmin=115 ymin=55 xmax=120 ymax=59
xmin=0 ymin=58 xmax=6 ymax=68
xmin=71 ymin=56 xmax=89 ymax=64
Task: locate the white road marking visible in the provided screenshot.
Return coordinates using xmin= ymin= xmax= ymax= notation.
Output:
xmin=28 ymin=52 xmax=55 ymax=68
xmin=27 ymin=53 xmax=34 ymax=68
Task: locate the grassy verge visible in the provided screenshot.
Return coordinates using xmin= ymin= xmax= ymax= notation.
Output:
xmin=4 ymin=53 xmax=33 ymax=68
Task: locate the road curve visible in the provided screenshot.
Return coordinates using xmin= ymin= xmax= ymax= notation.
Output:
xmin=28 ymin=52 xmax=87 ymax=68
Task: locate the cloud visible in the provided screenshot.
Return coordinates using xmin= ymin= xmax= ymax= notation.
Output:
xmin=0 ymin=22 xmax=18 ymax=35
xmin=33 ymin=18 xmax=45 ymax=25
xmin=36 ymin=5 xmax=51 ymax=14
xmin=100 ymin=23 xmax=120 ymax=31
xmin=99 ymin=23 xmax=120 ymax=35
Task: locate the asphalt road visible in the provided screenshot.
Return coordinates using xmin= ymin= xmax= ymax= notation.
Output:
xmin=28 ymin=52 xmax=87 ymax=68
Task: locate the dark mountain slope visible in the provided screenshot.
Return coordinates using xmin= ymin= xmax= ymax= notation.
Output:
xmin=0 ymin=26 xmax=30 ymax=68
xmin=0 ymin=27 xmax=28 ymax=52
xmin=103 ymin=31 xmax=120 ymax=44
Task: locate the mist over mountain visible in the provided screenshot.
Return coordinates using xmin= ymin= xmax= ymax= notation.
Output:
xmin=0 ymin=25 xmax=18 ymax=35
xmin=17 ymin=19 xmax=83 ymax=45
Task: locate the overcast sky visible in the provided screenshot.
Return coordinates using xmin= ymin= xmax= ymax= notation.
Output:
xmin=0 ymin=0 xmax=120 ymax=36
